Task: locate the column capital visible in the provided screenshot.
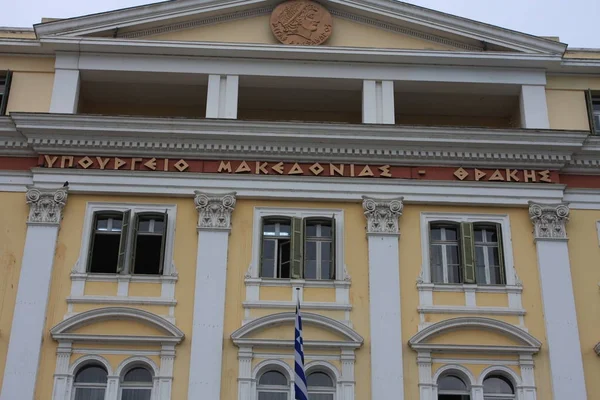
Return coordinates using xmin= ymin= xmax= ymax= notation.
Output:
xmin=194 ymin=191 xmax=237 ymax=231
xmin=528 ymin=201 xmax=569 ymax=240
xmin=26 ymin=186 xmax=68 ymax=225
xmin=362 ymin=196 xmax=404 ymax=235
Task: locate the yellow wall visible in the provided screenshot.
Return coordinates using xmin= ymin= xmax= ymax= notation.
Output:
xmin=546 ymin=75 xmax=600 ymax=91
xmin=546 ymin=89 xmax=590 ymax=130
xmin=145 ymin=15 xmax=459 ymax=51
xmin=0 ymin=192 xmax=28 ymax=391
xmin=0 ymin=56 xmax=55 ymax=115
xmin=568 ymin=209 xmax=600 ymax=398
xmin=33 ymin=194 xmax=199 ymax=400
xmin=399 ymin=205 xmax=552 ymax=400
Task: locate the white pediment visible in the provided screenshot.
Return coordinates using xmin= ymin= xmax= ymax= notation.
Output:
xmin=34 ymin=0 xmax=566 ymax=55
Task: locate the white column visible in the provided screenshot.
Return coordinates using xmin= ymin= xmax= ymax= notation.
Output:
xmin=416 ymin=352 xmax=434 ymax=400
xmin=51 ymin=342 xmax=72 ymax=400
xmin=158 ymin=344 xmax=176 ymax=400
xmin=339 ymin=349 xmax=356 ymax=400
xmin=519 ymin=85 xmax=549 ymax=129
xmin=362 ymin=80 xmax=395 ymax=124
xmin=206 ymin=74 xmax=239 ymax=119
xmin=237 ymin=346 xmax=253 ymax=400
xmin=50 ymin=54 xmax=80 ymax=114
xmin=362 ymin=196 xmax=404 ymax=400
xmin=188 ymin=192 xmax=237 ymax=400
xmin=0 ymin=187 xmax=68 ymax=400
xmin=519 ymin=354 xmax=537 ymax=400
xmin=528 ymin=202 xmax=586 ymax=399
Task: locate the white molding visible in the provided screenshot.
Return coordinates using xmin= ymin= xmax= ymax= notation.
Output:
xmin=409 ymin=317 xmax=541 ymax=352
xmin=242 ymin=300 xmax=352 ymax=311
xmin=363 ymin=80 xmax=395 ymax=124
xmin=49 ymin=67 xmax=80 ymax=114
xmin=66 ymin=295 xmax=177 ymax=306
xmin=72 ymin=349 xmax=161 ymax=356
xmin=234 ymin=338 xmax=362 ymax=349
xmin=519 ymin=85 xmax=549 ymax=129
xmin=50 ymin=306 xmax=184 ymax=340
xmin=432 ymin=363 xmax=477 ymax=386
xmin=245 ymin=278 xmax=350 ymax=288
xmin=564 ymin=188 xmax=600 ymax=210
xmin=29 ymin=169 xmax=567 ymax=206
xmin=115 ymin=356 xmax=160 ymax=377
xmin=232 ymin=311 xmax=363 ymax=344
xmin=206 ymin=74 xmax=239 ymax=119
xmin=68 ymin=354 xmax=114 ymax=376
xmin=0 ymin=170 xmax=33 ymax=192
xmin=418 ymin=283 xmax=523 ymax=294
xmin=432 ymin=358 xmax=519 ymax=366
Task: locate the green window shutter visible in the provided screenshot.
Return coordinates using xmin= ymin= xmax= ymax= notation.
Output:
xmin=118 ymin=210 xmax=132 ymax=274
xmin=158 ymin=209 xmax=168 ymax=274
xmin=460 ymin=222 xmax=476 ymax=284
xmin=0 ymin=70 xmax=12 ymax=116
xmin=330 ymin=215 xmax=336 ymax=280
xmin=495 ymin=223 xmax=506 ymax=285
xmin=291 ymin=217 xmax=303 ymax=279
xmin=87 ymin=212 xmax=99 ymax=272
xmin=586 ymin=89 xmax=597 ymax=134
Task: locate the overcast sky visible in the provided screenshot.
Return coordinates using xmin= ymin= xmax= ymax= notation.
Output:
xmin=1 ymin=0 xmax=598 ymax=48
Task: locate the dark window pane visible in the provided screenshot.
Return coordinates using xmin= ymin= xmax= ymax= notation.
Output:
xmin=279 ymin=223 xmax=291 ymax=236
xmin=133 ymin=235 xmax=162 ymax=274
xmin=430 ymin=227 xmax=442 ymax=241
xmin=438 ymin=396 xmax=470 ymax=400
xmin=483 ymin=376 xmax=514 ymax=394
xmin=258 ymin=393 xmax=288 ymax=400
xmin=280 ymin=241 xmax=291 ymax=278
xmin=474 ymin=228 xmax=483 ymax=242
xmin=446 ymin=244 xmax=459 ymax=265
xmin=308 ymin=394 xmax=334 ymax=400
xmin=138 ymin=220 xmax=151 ymax=232
xmin=262 ymin=240 xmax=275 ymax=259
xmin=75 ymin=365 xmax=107 ymax=383
xmin=112 ymin=219 xmax=122 ymax=231
xmin=121 ymin=389 xmax=152 ymax=400
xmin=96 ymin=218 xmax=108 ymax=231
xmin=320 ymin=261 xmax=331 ymax=280
xmin=306 ymin=241 xmax=317 ymax=261
xmin=74 ymin=388 xmax=106 ymax=400
xmin=438 ymin=375 xmax=467 ymax=391
xmin=261 ymin=259 xmax=275 ymax=278
xmin=490 ymin=266 xmax=503 ymax=285
xmin=306 ymin=223 xmax=317 ymax=237
xmin=444 ymin=227 xmax=457 ymax=241
xmin=485 ymin=229 xmax=497 ymax=243
xmin=321 ymin=242 xmax=331 ymax=263
xmin=89 ymin=234 xmax=120 ymax=273
xmin=488 ymin=247 xmax=500 ymax=266
xmin=448 ymin=264 xmax=462 ymax=284
xmin=123 ymin=367 xmax=152 ymax=382
xmin=320 ymin=224 xmax=332 ymax=238
xmin=430 ymin=244 xmax=443 ymax=283
xmin=307 ymin=372 xmax=333 ymax=387
xmin=475 ymin=246 xmax=485 ymax=267
xmin=153 ymin=220 xmax=165 ymax=233
xmin=263 ymin=223 xmax=276 ymax=236
xmin=259 ymin=371 xmax=287 ymax=386
xmin=305 ymin=260 xmax=317 ymax=279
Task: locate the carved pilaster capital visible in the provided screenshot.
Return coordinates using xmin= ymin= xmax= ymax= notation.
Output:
xmin=528 ymin=201 xmax=570 ymax=240
xmin=362 ymin=196 xmax=404 ymax=235
xmin=26 ymin=186 xmax=68 ymax=225
xmin=194 ymin=191 xmax=237 ymax=231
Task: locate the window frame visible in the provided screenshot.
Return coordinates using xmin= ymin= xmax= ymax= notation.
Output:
xmin=77 ymin=203 xmax=177 ymax=277
xmin=252 ymin=207 xmax=345 ymax=282
xmin=256 ymin=369 xmax=290 ymax=400
xmin=429 ymin=222 xmax=462 ymax=284
xmin=72 ymin=363 xmax=108 ymax=400
xmin=260 ymin=216 xmax=293 ymax=279
xmin=421 ymin=213 xmax=516 ymax=288
xmin=119 ymin=365 xmax=154 ymax=400
xmin=585 ymin=89 xmax=600 ymax=135
xmin=306 ymin=370 xmax=336 ymax=399
xmin=0 ymin=70 xmax=13 ymax=116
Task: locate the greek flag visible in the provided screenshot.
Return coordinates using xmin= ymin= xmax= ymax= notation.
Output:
xmin=294 ymin=299 xmax=309 ymax=400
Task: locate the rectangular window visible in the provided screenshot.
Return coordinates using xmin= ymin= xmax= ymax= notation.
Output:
xmin=87 ymin=209 xmax=167 ymax=275
xmin=0 ymin=71 xmax=13 ymax=116
xmin=586 ymin=89 xmax=600 ymax=135
xmin=429 ymin=221 xmax=505 ymax=285
xmin=260 ymin=216 xmax=335 ymax=280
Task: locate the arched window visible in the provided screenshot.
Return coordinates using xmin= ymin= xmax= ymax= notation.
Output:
xmin=257 ymin=370 xmax=290 ymax=400
xmin=438 ymin=374 xmax=471 ymax=400
xmin=120 ymin=366 xmax=154 ymax=400
xmin=307 ymin=371 xmax=336 ymax=399
xmin=73 ymin=364 xmax=108 ymax=400
xmin=483 ymin=375 xmax=515 ymax=399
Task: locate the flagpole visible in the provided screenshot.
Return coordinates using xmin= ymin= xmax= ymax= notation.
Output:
xmin=294 ymin=288 xmax=309 ymax=400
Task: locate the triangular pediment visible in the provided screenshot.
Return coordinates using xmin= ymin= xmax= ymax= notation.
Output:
xmin=34 ymin=0 xmax=566 ymax=55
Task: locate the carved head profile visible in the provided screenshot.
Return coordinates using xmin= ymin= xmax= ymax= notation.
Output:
xmin=276 ymin=1 xmax=322 ymax=40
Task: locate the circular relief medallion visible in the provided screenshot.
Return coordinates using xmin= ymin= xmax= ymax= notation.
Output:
xmin=270 ymin=0 xmax=333 ymax=46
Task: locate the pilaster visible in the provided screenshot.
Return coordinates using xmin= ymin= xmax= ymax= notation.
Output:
xmin=519 ymin=85 xmax=549 ymax=129
xmin=158 ymin=344 xmax=176 ymax=400
xmin=362 ymin=80 xmax=395 ymax=124
xmin=206 ymin=74 xmax=239 ymax=119
xmin=1 ymin=187 xmax=68 ymax=400
xmin=362 ymin=196 xmax=404 ymax=400
xmin=528 ymin=201 xmax=586 ymax=399
xmin=188 ymin=191 xmax=237 ymax=400
xmin=237 ymin=346 xmax=253 ymax=400
xmin=50 ymin=54 xmax=80 ymax=114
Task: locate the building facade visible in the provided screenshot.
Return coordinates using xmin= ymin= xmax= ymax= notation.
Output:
xmin=0 ymin=0 xmax=600 ymax=399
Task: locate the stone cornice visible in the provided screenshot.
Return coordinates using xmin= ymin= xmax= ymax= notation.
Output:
xmin=6 ymin=114 xmax=591 ymax=169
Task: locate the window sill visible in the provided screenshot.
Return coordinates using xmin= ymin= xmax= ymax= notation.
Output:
xmin=245 ymin=277 xmax=350 ymax=288
xmin=417 ymin=283 xmax=522 ymax=294
xmin=71 ymin=272 xmax=178 ymax=284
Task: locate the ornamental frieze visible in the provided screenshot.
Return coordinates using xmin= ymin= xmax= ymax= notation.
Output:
xmin=37 ymin=155 xmax=561 ymax=184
